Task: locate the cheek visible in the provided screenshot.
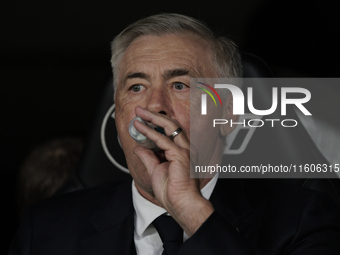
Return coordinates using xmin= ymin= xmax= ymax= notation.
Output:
xmin=115 ymin=97 xmax=136 ymax=151
xmin=116 ymin=93 xmax=131 ymax=114
xmin=115 ymin=89 xmax=143 ymax=124
xmin=189 ymin=102 xmax=222 ymax=145
xmin=173 ymin=100 xmax=191 ymax=136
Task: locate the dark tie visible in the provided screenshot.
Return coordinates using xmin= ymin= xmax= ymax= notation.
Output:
xmin=153 ymin=215 xmax=183 ymax=255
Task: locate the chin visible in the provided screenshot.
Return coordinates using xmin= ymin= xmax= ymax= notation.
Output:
xmin=130 ymin=167 xmax=154 ymax=194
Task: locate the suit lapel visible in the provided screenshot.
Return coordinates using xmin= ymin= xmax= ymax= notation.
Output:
xmin=78 ymin=178 xmax=260 ymax=254
xmin=79 ymin=181 xmax=137 ymax=255
xmin=209 ymin=179 xmax=256 ymax=238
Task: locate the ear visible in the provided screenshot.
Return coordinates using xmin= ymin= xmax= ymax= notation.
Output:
xmin=220 ymin=92 xmax=239 ymax=136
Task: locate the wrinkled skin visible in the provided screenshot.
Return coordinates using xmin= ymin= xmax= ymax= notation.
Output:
xmin=114 ymin=34 xmax=236 ymax=236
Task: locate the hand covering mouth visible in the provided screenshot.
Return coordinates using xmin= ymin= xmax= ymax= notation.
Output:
xmin=155 ymin=150 xmax=168 ymax=163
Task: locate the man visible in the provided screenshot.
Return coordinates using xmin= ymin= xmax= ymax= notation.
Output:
xmin=9 ymin=13 xmax=340 ymax=255
xmin=17 ymin=137 xmax=84 ymax=220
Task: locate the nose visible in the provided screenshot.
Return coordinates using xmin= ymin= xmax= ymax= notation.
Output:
xmin=145 ymin=87 xmax=171 ymax=116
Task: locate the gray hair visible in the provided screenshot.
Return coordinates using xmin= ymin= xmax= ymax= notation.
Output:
xmin=110 ymin=13 xmax=243 ymax=95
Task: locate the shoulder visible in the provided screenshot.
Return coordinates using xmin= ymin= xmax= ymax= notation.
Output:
xmin=21 ymin=180 xmax=133 ymax=238
xmin=30 ymin=180 xmax=131 ymax=215
xmin=250 ymin=180 xmax=340 ymax=253
xmin=245 ymin=179 xmax=340 ymax=227
xmin=13 ymin=180 xmax=133 ymax=254
xmin=242 ymin=179 xmax=338 ymax=211
xmin=263 ymin=180 xmax=338 ymax=216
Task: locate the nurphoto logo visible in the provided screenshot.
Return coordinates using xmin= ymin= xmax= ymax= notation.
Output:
xmin=198 ymin=83 xmax=312 ymax=128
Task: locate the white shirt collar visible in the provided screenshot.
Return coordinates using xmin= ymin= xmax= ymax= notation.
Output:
xmin=132 ymin=173 xmax=219 ymax=238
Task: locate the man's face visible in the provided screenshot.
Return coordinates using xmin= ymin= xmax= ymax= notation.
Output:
xmin=115 ymin=34 xmax=219 ymax=193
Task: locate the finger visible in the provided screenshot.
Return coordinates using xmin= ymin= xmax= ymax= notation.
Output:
xmin=135 ymin=106 xmax=179 ymax=135
xmin=134 ymin=120 xmax=191 ymax=167
xmin=133 ymin=119 xmax=177 ymax=152
xmin=135 ymin=106 xmax=190 ymax=150
xmin=133 ymin=145 xmax=160 ymax=175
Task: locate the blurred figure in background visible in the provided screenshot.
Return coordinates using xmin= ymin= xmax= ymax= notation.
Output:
xmin=17 ymin=137 xmax=84 ymax=219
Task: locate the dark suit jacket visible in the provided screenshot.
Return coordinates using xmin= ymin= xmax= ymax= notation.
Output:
xmin=8 ymin=179 xmax=340 ymax=254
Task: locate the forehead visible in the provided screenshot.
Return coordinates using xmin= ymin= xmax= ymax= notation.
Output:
xmin=118 ymin=34 xmax=217 ymax=79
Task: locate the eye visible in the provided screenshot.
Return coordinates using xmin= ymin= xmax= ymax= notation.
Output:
xmin=129 ymin=84 xmax=144 ymax=92
xmin=173 ymin=82 xmax=187 ymax=90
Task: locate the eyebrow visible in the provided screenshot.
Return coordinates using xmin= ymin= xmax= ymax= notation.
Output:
xmin=163 ymin=68 xmax=190 ymax=79
xmin=122 ymin=68 xmax=191 ymax=85
xmin=126 ymin=72 xmax=149 ymax=80
xmin=121 ymin=72 xmax=150 ymax=86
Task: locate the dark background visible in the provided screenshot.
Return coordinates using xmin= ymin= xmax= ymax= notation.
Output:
xmin=1 ymin=0 xmax=339 ymax=252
